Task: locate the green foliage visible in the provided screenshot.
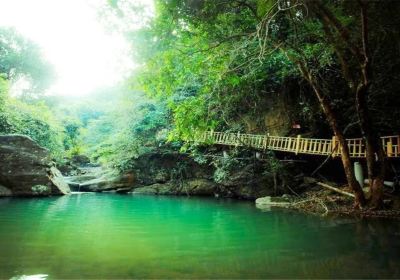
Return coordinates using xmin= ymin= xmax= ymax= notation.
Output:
xmin=262 ymin=151 xmax=285 ymax=176
xmin=0 ymin=29 xmax=63 ymax=160
xmin=130 ymin=0 xmax=305 ymax=139
xmin=0 ymin=27 xmax=54 ymax=94
xmin=1 ymin=98 xmax=65 ymax=159
xmin=169 ymin=96 xmax=217 ymax=141
xmin=76 ymin=89 xmax=170 ymax=171
xmin=31 ymin=184 xmax=50 ymax=195
xmin=257 ymin=0 xmax=275 ymax=17
xmin=212 ymin=152 xmax=242 ymax=183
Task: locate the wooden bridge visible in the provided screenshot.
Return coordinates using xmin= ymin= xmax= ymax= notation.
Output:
xmin=195 ymin=131 xmax=400 ymax=158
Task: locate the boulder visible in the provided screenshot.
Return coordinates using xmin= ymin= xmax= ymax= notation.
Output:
xmin=71 ymin=154 xmax=91 ymax=166
xmin=0 ymin=135 xmax=71 ymax=196
xmin=255 ymin=196 xmax=292 ymax=209
xmin=64 ymin=168 xmax=135 ymax=192
xmin=57 ymin=161 xmax=79 ymax=176
xmin=78 ymin=177 xmax=113 ymax=192
xmin=182 ymin=178 xmax=216 ymax=196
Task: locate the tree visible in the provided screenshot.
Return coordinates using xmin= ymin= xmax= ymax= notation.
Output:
xmin=117 ymin=0 xmax=399 ymax=208
xmin=0 ymin=28 xmax=63 ymax=159
xmin=256 ymin=0 xmax=398 ymax=208
xmin=0 ymin=27 xmax=54 ymax=95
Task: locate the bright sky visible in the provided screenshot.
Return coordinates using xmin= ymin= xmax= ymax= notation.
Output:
xmin=0 ymin=0 xmax=153 ymax=96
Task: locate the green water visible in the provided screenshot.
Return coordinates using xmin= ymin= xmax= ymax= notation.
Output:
xmin=0 ymin=194 xmax=400 ymax=279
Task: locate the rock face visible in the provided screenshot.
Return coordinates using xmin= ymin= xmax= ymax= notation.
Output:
xmin=0 ymin=135 xmax=71 ymax=197
xmin=128 ymin=152 xmax=213 ymax=186
xmin=132 ymin=179 xmax=217 ymax=196
xmin=127 ymin=152 xmax=218 ymax=196
xmin=127 ymin=151 xmax=302 ymax=200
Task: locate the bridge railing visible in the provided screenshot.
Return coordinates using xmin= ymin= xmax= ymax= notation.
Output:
xmin=196 ymin=131 xmax=400 ymax=158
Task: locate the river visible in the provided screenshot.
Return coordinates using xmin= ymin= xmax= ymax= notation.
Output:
xmin=0 ymin=194 xmax=399 ymax=279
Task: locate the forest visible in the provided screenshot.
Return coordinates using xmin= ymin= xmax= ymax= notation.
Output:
xmin=2 ymin=0 xmax=399 ymax=208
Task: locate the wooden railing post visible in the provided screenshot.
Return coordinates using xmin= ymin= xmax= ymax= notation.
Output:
xmin=397 ymin=136 xmax=400 ymax=157
xmin=295 ymin=135 xmax=301 ymax=155
xmin=387 ymin=138 xmax=393 ymax=157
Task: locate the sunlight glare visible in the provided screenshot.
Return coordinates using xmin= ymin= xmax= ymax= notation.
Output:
xmin=0 ymin=0 xmax=153 ymax=96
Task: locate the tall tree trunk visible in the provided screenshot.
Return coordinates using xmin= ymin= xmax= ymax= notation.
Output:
xmin=356 ymin=85 xmax=385 ymax=208
xmin=355 ymin=1 xmax=385 ymax=208
xmin=296 ymin=61 xmax=366 ymax=208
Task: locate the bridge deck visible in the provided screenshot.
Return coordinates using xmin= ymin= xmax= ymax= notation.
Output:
xmin=195 ymin=131 xmax=400 ymax=158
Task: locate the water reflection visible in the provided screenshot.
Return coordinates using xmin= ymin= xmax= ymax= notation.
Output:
xmin=0 ymin=194 xmax=399 ymax=279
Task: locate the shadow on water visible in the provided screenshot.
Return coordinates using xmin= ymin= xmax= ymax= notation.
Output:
xmin=0 ymin=194 xmax=399 ymax=279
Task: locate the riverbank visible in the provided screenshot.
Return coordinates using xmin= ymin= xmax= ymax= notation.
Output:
xmin=55 ymin=149 xmax=400 ymax=219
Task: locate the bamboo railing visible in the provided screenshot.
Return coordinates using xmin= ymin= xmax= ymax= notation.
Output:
xmin=195 ymin=131 xmax=400 ymax=158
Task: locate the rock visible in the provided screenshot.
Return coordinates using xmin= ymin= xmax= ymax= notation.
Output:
xmin=255 ymin=196 xmax=292 ymax=208
xmin=130 ymin=179 xmax=216 ymax=196
xmin=182 ymin=179 xmax=216 ymax=196
xmin=111 ymin=172 xmax=135 ymax=189
xmin=0 ymin=135 xmax=71 ymax=196
xmin=49 ymin=167 xmax=70 ymax=194
xmin=217 ymin=163 xmax=277 ymax=199
xmin=154 ymin=170 xmax=169 ymax=183
xmin=132 ymin=185 xmax=159 ymax=195
xmin=127 ymin=152 xmax=213 ymax=186
xmin=71 ymin=154 xmax=91 ymax=166
xmin=0 ymin=184 xmax=12 ymax=196
xmin=78 ymin=177 xmax=112 ymax=192
xmin=131 ymin=183 xmax=175 ymax=195
xmin=57 ymin=161 xmax=79 ymax=176
xmin=64 ymin=167 xmax=135 ymax=192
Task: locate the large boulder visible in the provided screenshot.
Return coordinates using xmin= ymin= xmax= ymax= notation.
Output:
xmin=64 ymin=167 xmax=135 ymax=193
xmin=0 ymin=135 xmax=71 ymax=197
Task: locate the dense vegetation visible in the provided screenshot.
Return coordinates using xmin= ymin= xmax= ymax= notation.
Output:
xmin=1 ymin=0 xmax=399 ymax=209
xmin=127 ymin=0 xmax=400 ymax=208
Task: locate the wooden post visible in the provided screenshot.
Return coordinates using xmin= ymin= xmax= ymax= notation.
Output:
xmin=295 ymin=135 xmax=301 ymax=155
xmin=332 ymin=136 xmax=337 ymax=158
xmin=397 ymin=136 xmax=400 ymax=157
xmin=303 ymin=139 xmax=308 ymax=153
xmin=263 ymin=133 xmax=269 ymax=150
xmin=387 ymin=138 xmax=393 ymax=157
